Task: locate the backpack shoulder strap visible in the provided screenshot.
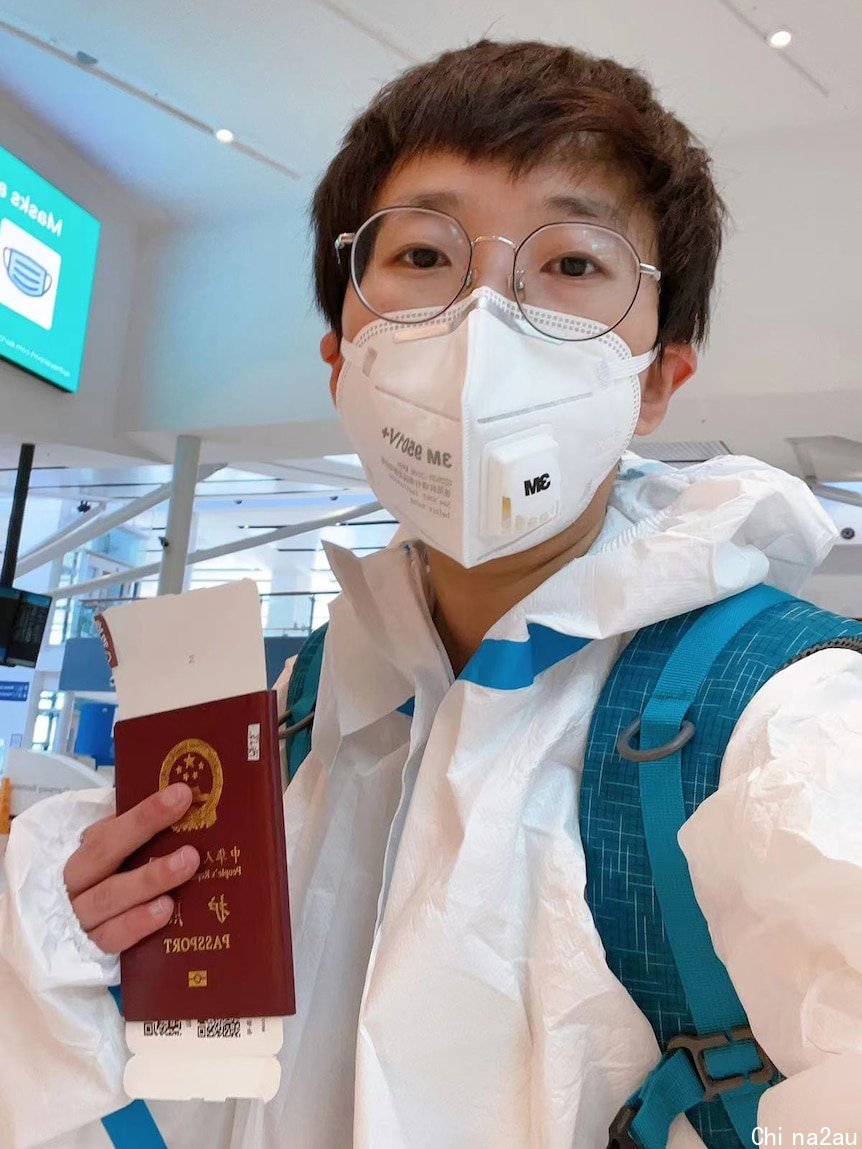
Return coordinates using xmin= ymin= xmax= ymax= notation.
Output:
xmin=102 ymin=1102 xmax=169 ymax=1149
xmin=602 ymin=589 xmax=862 ymax=1149
xmin=283 ymin=623 xmax=329 ymax=781
xmin=613 ymin=586 xmax=787 ymax=1149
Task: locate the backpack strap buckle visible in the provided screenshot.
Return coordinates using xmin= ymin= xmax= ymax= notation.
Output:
xmin=666 ymin=1025 xmax=776 ymax=1102
xmin=616 ymin=717 xmax=696 ymax=763
xmin=607 ymin=1102 xmax=643 ymax=1149
xmin=278 ymin=706 xmax=316 ymax=741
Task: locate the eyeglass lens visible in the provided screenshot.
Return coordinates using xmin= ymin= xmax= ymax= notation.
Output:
xmin=350 ymin=207 xmax=645 ymax=339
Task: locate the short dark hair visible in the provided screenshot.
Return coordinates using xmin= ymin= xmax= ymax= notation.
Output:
xmin=312 ymin=39 xmax=725 ymax=346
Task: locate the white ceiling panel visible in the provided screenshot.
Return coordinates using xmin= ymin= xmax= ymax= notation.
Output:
xmin=0 ymin=30 xmax=291 ymax=217
xmin=724 ymin=0 xmax=861 ymax=115
xmin=1 ymin=0 xmax=858 ymax=217
xmin=0 ymin=0 xmax=409 ymax=213
xmin=331 ymin=0 xmax=856 ymax=139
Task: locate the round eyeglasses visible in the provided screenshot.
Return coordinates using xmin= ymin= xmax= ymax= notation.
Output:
xmin=335 ymin=206 xmax=660 ymax=341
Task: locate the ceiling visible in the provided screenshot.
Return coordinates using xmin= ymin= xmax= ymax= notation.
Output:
xmin=0 ymin=0 xmax=858 ymax=219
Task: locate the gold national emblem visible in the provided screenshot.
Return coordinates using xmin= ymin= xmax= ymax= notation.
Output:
xmin=159 ymin=739 xmax=224 ymax=831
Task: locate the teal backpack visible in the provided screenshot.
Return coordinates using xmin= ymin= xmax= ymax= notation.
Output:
xmin=102 ymin=585 xmax=862 ymax=1149
xmin=281 ymin=585 xmax=862 ymax=1149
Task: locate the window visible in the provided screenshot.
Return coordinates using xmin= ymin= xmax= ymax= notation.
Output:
xmin=32 ymin=690 xmax=65 ymax=753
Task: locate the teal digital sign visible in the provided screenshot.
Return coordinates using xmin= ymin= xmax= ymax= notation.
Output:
xmin=0 ymin=145 xmax=100 ymax=393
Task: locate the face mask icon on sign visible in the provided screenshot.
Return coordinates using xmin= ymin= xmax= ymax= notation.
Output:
xmin=3 ymin=248 xmax=53 ymax=298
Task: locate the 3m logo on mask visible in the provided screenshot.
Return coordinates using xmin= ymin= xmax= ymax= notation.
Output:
xmin=524 ymin=473 xmax=552 ymax=497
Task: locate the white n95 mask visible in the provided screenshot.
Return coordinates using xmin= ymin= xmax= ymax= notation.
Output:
xmin=336 ymin=287 xmax=656 ymax=569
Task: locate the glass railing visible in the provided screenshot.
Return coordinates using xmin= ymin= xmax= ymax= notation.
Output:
xmin=58 ymin=592 xmax=145 ymax=642
xmin=261 ymin=591 xmax=340 ymax=637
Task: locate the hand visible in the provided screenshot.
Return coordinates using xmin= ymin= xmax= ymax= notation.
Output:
xmin=64 ymin=783 xmax=201 ymax=954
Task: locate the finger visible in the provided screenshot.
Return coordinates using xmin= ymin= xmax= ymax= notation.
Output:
xmin=73 ymin=845 xmax=200 ymax=933
xmin=65 ymin=784 xmax=192 ymax=898
xmin=89 ymin=895 xmax=176 ymax=956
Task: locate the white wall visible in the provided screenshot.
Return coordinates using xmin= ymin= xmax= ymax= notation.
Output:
xmin=709 ymin=118 xmax=860 ymax=400
xmin=0 ymin=92 xmax=152 ymax=457
xmin=806 ymin=570 xmax=862 ymax=620
xmin=120 ymin=199 xmax=343 ymax=460
xmin=806 ymin=491 xmax=862 ymax=618
xmin=658 ymin=117 xmax=862 ymax=474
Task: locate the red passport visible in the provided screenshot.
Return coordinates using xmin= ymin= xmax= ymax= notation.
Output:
xmin=114 ymin=690 xmax=295 ymax=1022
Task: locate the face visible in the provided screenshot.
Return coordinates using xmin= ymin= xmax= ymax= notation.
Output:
xmin=321 ymin=151 xmax=696 ymax=436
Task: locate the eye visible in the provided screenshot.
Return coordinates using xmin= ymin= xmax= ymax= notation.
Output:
xmin=398 ymin=246 xmax=449 ymax=269
xmin=557 ymin=255 xmax=597 ymax=278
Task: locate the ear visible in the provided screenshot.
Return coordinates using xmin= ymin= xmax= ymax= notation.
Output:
xmin=320 ymin=331 xmax=343 ymax=405
xmin=635 ymin=343 xmax=697 ymax=437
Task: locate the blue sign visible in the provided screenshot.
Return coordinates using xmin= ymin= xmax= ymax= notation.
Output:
xmin=0 ymin=680 xmax=29 ymax=702
xmin=59 ymin=638 xmax=112 ymax=692
xmin=0 ymin=144 xmax=101 ymax=392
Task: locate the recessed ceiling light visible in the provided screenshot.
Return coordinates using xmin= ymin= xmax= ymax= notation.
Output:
xmin=767 ymin=29 xmax=792 ymax=49
xmin=214 ymin=128 xmax=235 ymax=144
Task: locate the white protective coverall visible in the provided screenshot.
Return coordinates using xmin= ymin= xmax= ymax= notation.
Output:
xmin=2 ymin=453 xmax=862 ymax=1149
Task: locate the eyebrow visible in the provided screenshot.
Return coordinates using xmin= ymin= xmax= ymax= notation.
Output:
xmin=397 ymin=191 xmax=628 ymax=233
xmin=401 ymin=192 xmax=464 ymax=213
xmin=542 ymin=194 xmax=628 ymax=232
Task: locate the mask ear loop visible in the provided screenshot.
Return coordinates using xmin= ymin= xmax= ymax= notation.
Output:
xmin=604 ymin=344 xmax=659 ymax=382
xmin=632 ymin=345 xmax=659 ymax=374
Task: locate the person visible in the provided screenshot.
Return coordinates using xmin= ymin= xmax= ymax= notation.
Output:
xmin=2 ymin=38 xmax=861 ymax=1149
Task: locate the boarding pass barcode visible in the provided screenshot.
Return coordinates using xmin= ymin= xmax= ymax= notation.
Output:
xmin=142 ymin=1020 xmax=184 ymax=1037
xmin=197 ymin=1018 xmax=241 ymax=1038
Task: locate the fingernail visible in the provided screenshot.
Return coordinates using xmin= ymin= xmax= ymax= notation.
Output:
xmin=151 ymin=896 xmax=172 ymax=918
xmin=164 ymin=784 xmax=188 ymax=807
xmin=170 ymin=846 xmax=197 ymax=872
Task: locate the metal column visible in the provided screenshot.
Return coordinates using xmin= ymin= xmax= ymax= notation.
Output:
xmin=157 ymin=435 xmax=202 ymax=596
xmin=1 ymin=443 xmax=34 ymax=587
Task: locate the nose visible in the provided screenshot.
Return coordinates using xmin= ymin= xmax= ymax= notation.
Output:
xmin=461 ymin=235 xmax=517 ymax=301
